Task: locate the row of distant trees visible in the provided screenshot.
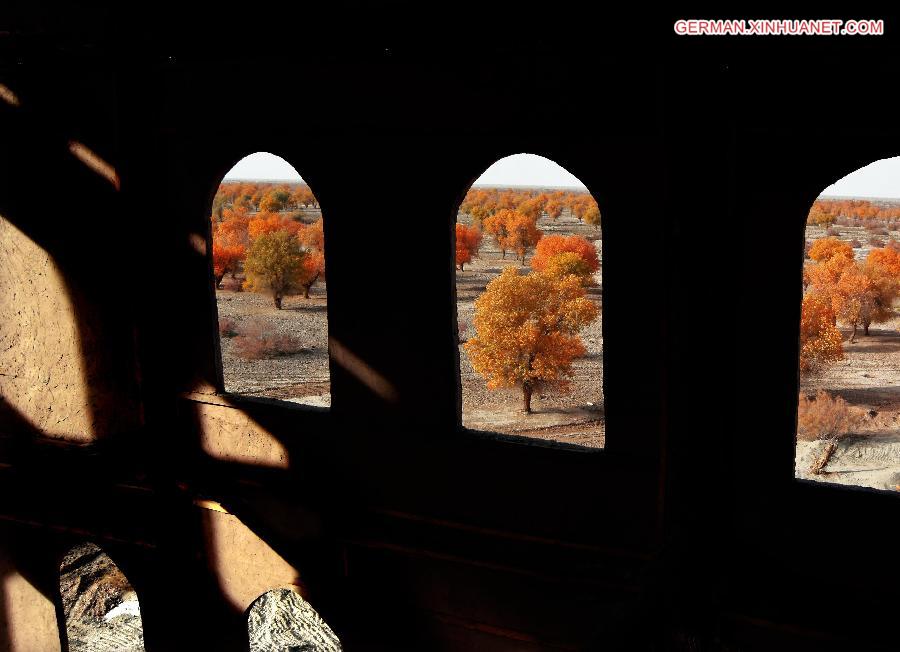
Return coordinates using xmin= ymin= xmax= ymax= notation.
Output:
xmin=807 ymin=198 xmax=900 ymax=226
xmin=457 ymin=209 xmax=589 ymax=270
xmin=212 ymin=182 xmax=319 ymax=220
xmin=461 ymin=187 xmax=601 ymax=227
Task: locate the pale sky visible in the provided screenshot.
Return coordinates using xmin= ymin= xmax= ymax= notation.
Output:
xmin=223 ymin=152 xmax=303 ymax=181
xmin=222 ymin=151 xmax=586 ymax=188
xmin=820 ymin=156 xmax=900 ymax=199
xmin=473 ymin=154 xmax=587 ymax=188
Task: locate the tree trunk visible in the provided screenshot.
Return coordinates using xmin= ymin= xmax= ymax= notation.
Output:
xmin=850 ymin=323 xmax=858 ymax=343
xmin=215 ymin=274 xmax=224 ymax=289
xmin=458 ymin=263 xmax=464 ymax=271
xmin=274 ymin=294 xmax=282 ymax=310
xmin=304 ymin=272 xmax=319 ymax=299
xmin=811 ymin=438 xmax=839 ymax=475
xmin=864 ymin=320 xmax=870 ymax=336
xmin=520 ymin=252 xmax=526 ymax=265
xmin=501 ymin=249 xmax=506 ymax=259
xmin=522 ymin=383 xmax=533 ymax=414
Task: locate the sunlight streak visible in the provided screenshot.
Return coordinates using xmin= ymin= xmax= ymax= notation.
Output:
xmin=68 ymin=140 xmax=120 ymax=190
xmin=0 ymin=83 xmax=20 ymax=107
xmin=328 ymin=337 xmax=399 ymax=402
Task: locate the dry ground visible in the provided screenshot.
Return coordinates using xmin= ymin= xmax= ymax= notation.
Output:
xmin=216 ymin=280 xmax=331 ymax=409
xmin=797 ymin=320 xmax=900 ymax=492
xmin=214 ymin=210 xmax=604 ymax=448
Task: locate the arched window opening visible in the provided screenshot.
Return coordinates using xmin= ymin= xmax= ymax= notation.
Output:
xmin=797 ymin=157 xmax=900 ymax=491
xmin=247 ymin=588 xmax=342 ymax=651
xmin=456 ymin=153 xmax=604 ymax=448
xmin=59 ymin=543 xmax=145 ymax=651
xmin=210 ymin=152 xmax=330 ymax=408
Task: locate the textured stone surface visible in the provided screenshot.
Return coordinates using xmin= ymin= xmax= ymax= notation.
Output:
xmin=202 ymin=509 xmax=301 ymax=611
xmin=0 ymin=216 xmax=140 ymax=442
xmin=0 ymin=546 xmax=62 ymax=652
xmin=248 ymin=588 xmax=341 ymax=652
xmin=59 ymin=543 xmax=144 ymax=652
xmin=194 ymin=400 xmax=290 ymax=468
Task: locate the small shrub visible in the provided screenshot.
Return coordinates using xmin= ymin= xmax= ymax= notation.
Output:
xmin=232 ymin=322 xmax=305 ymax=360
xmin=219 ymin=317 xmax=238 ymax=338
xmin=824 ymin=227 xmax=840 ymax=237
xmin=834 ymin=216 xmax=849 ymax=226
xmin=797 ymin=390 xmax=862 ymax=475
xmin=869 ymin=236 xmax=885 ymax=248
xmin=797 ymin=390 xmax=858 ymax=442
xmin=869 ymin=227 xmax=890 ymax=236
xmin=863 ymin=219 xmax=879 ymax=230
xmin=850 ymin=239 xmax=862 ymax=249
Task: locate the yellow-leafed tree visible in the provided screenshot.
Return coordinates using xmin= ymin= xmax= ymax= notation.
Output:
xmin=243 ymin=230 xmax=306 ymax=309
xmin=464 ymin=267 xmax=599 ymax=413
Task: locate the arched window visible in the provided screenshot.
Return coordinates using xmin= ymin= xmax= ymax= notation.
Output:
xmin=210 ymin=152 xmax=330 ymax=408
xmin=247 ymin=588 xmax=342 ymax=651
xmin=456 ymin=154 xmax=604 ymax=448
xmin=59 ymin=543 xmax=145 ymax=651
xmin=797 ymin=157 xmax=900 ymax=491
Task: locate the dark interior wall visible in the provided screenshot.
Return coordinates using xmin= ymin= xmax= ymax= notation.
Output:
xmin=1 ymin=5 xmax=898 ymax=651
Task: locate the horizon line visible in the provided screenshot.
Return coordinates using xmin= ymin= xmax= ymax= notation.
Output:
xmin=818 ymin=193 xmax=900 ymax=201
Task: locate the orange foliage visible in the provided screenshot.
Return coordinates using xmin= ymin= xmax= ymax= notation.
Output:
xmin=460 ymin=186 xmax=594 ymax=225
xmin=583 ymin=204 xmax=601 ymax=228
xmin=797 ymin=390 xmax=858 ymax=441
xmin=483 ymin=209 xmax=513 ymax=258
xmin=296 ymin=219 xmax=326 ymax=298
xmin=499 ymin=212 xmax=542 ymax=264
xmin=517 ymin=196 xmax=546 ymax=222
xmin=530 ymin=235 xmax=599 ymax=278
xmin=866 ymin=246 xmax=900 ymax=277
xmin=216 ymin=207 xmax=250 ymax=247
xmin=248 ymin=211 xmax=301 ymax=240
xmin=807 ymin=237 xmax=853 ymax=262
xmin=808 ymin=198 xmax=900 ymax=225
xmin=542 ymin=252 xmax=596 ymax=285
xmin=212 ymin=240 xmax=246 ymax=289
xmin=799 ymin=291 xmax=843 ymax=374
xmin=298 ymin=250 xmax=326 ymax=298
xmin=297 ymin=218 xmax=325 ymax=252
xmin=831 ymin=263 xmax=875 ymax=340
xmin=544 ymin=199 xmax=563 ymax=220
xmin=455 ymin=223 xmax=483 ymax=271
xmin=291 ymin=185 xmax=317 ymax=208
xmin=805 ymin=238 xmax=900 ymax=341
xmin=464 ymin=267 xmax=599 ymax=413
